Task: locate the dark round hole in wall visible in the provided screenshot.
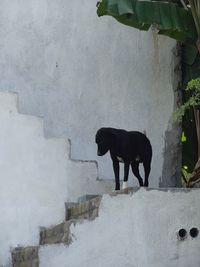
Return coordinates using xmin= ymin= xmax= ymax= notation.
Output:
xmin=190 ymin=228 xmax=199 ymax=238
xmin=178 ymin=228 xmax=187 ymax=240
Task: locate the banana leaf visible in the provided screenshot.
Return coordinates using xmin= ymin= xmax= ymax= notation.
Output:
xmin=97 ymin=0 xmax=197 ymax=42
xmin=182 ymin=41 xmax=198 ymax=65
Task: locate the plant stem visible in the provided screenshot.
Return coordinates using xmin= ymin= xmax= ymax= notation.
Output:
xmin=193 ymin=108 xmax=200 ymax=160
xmin=189 ymin=0 xmax=200 ymax=37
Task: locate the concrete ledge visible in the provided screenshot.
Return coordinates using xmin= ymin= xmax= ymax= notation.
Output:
xmin=110 ymin=187 xmax=199 ymax=196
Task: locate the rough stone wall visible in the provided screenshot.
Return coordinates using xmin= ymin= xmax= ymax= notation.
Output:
xmin=0 ymin=0 xmax=181 ymax=187
xmin=160 ymin=44 xmax=182 ymax=187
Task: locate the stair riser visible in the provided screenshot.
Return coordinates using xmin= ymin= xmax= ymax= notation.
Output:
xmin=40 ymin=220 xmax=76 ymax=245
xmin=12 ymin=247 xmax=39 ymax=267
xmin=65 ymin=196 xmax=102 ymax=221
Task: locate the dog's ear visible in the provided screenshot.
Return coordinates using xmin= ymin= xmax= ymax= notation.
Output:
xmin=96 ymin=128 xmax=117 ymax=156
xmin=102 ymin=128 xmax=117 ymax=146
xmin=96 ymin=128 xmax=116 ymax=145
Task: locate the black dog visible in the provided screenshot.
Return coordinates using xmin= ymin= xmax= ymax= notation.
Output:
xmin=95 ymin=127 xmax=152 ymax=190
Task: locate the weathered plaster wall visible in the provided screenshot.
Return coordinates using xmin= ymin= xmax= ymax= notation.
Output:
xmin=40 ymin=189 xmax=200 ymax=267
xmin=0 ymin=0 xmax=180 ymax=187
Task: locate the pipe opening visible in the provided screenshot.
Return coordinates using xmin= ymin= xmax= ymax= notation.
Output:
xmin=178 ymin=228 xmax=187 ymax=240
xmin=189 ymin=228 xmax=199 ymax=238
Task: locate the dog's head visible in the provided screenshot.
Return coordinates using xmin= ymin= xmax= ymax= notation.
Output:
xmin=95 ymin=128 xmax=115 ymax=156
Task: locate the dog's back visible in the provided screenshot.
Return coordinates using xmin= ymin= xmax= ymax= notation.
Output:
xmin=127 ymin=131 xmax=152 ymax=162
xmin=102 ymin=128 xmax=152 ymax=163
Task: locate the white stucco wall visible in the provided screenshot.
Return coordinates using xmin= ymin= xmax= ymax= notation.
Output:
xmin=0 ymin=92 xmax=112 ymax=266
xmin=0 ymin=0 xmax=179 ymax=187
xmin=40 ymin=189 xmax=200 ymax=267
xmin=0 ymin=1 xmax=182 ymax=265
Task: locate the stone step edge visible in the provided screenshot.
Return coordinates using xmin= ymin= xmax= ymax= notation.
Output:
xmin=65 ymin=195 xmax=102 ymax=221
xmin=40 ymin=219 xmax=77 ymax=245
xmin=11 ymin=246 xmax=39 ymax=267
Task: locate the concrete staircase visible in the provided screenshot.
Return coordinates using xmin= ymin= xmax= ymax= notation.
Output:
xmin=0 ymin=91 xmax=113 ymax=266
xmin=11 ymin=195 xmax=102 ymax=267
xmin=11 ymin=189 xmax=132 ymax=267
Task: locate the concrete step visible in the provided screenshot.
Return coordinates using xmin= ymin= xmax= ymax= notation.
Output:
xmin=11 ymin=246 xmax=39 ymax=267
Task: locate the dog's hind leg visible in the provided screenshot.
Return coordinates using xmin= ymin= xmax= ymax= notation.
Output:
xmin=143 ymin=162 xmax=151 ymax=187
xmin=131 ymin=162 xmax=143 ymax=186
xmin=122 ymin=163 xmax=130 ymax=189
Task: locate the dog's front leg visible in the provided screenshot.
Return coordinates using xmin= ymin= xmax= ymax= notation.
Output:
xmin=112 ymin=159 xmax=120 ymax=190
xmin=122 ymin=163 xmax=130 ymax=189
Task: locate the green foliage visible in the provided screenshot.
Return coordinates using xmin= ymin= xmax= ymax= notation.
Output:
xmin=174 ymin=77 xmax=200 ymax=121
xmin=188 ymin=0 xmax=200 ymax=37
xmin=182 ymin=48 xmax=200 ymax=88
xmin=182 ymin=109 xmax=198 ymax=171
xmin=182 ymin=131 xmax=187 ymax=142
xmin=187 ymin=77 xmax=200 ymax=89
xmin=183 ymin=41 xmax=198 ymax=65
xmin=182 ymin=165 xmax=192 ymax=186
xmin=97 ymin=0 xmax=197 ymax=41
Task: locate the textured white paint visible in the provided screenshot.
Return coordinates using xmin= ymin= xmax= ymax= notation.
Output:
xmin=40 ymin=189 xmax=200 ymax=267
xmin=0 ymin=92 xmax=112 ymax=266
xmin=0 ymin=0 xmax=177 ymax=187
